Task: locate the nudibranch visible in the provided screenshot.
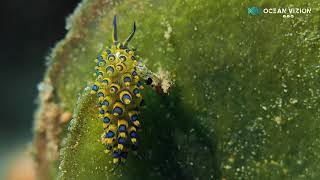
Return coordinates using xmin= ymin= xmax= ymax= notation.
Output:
xmin=90 ymin=16 xmax=144 ymax=168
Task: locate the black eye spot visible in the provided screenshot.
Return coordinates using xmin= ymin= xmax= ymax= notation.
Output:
xmin=106 ymin=49 xmax=111 ymax=54
xmin=119 ymin=55 xmax=127 ymax=62
xmin=140 ymin=99 xmax=145 ymax=106
xmin=108 ymin=54 xmax=115 ymax=61
xmin=145 ymin=78 xmax=153 ymax=85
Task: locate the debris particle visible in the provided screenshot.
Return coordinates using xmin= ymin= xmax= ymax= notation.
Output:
xmin=274 ymin=116 xmax=283 ymax=125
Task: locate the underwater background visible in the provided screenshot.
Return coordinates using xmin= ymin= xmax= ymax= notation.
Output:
xmin=1 ymin=0 xmax=320 ymax=179
xmin=0 ymin=0 xmax=79 ymax=179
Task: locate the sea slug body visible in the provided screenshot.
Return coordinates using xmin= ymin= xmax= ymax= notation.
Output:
xmin=90 ymin=16 xmax=143 ymax=167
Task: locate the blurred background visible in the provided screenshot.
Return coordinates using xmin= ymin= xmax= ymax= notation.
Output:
xmin=0 ymin=0 xmax=79 ymax=178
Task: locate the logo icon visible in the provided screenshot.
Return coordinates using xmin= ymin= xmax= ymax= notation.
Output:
xmin=248 ymin=7 xmax=262 ymax=15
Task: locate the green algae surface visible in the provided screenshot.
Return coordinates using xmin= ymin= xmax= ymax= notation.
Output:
xmin=33 ymin=0 xmax=320 ymax=179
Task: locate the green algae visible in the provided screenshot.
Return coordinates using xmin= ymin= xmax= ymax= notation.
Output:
xmin=33 ymin=0 xmax=320 ymax=179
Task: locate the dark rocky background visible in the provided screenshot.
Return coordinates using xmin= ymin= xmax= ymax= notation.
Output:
xmin=0 ymin=0 xmax=79 ymax=174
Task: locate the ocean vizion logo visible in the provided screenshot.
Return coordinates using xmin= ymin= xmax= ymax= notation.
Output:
xmin=248 ymin=6 xmax=312 ymax=18
xmin=248 ymin=7 xmax=262 ymax=15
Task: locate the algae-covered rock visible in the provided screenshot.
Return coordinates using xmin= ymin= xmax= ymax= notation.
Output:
xmin=33 ymin=0 xmax=320 ymax=179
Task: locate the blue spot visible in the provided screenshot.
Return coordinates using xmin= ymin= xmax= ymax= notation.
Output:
xmin=106 ymin=66 xmax=114 ymax=73
xmin=137 ymin=81 xmax=142 ymax=87
xmin=106 ymin=49 xmax=111 ymax=54
xmin=131 ymin=56 xmax=136 ymax=60
xmin=96 ymin=71 xmax=103 ymax=77
xmin=132 ymin=71 xmax=137 ymax=76
xmin=133 ymin=88 xmax=139 ymax=95
xmin=98 ymin=60 xmax=106 ymax=67
xmin=131 ymin=114 xmax=138 ymax=121
xmin=100 ymin=109 xmax=105 ymax=114
xmin=118 ymin=138 xmax=126 ymax=144
xmin=97 ymin=92 xmax=104 ymax=98
xmin=103 ymin=117 xmax=110 ymax=123
xmin=130 ymin=131 xmax=137 ymax=138
xmin=105 ymin=131 xmax=114 ymax=138
xmin=118 ymin=125 xmax=126 ymax=132
xmin=124 ymin=77 xmax=131 ymax=82
xmin=121 ymin=151 xmax=128 ymax=158
xmin=102 ymin=79 xmax=109 ymax=84
xmin=140 ymin=99 xmax=145 ymax=106
xmin=101 ymin=100 xmax=109 ymax=107
xmin=113 ymin=107 xmax=123 ymax=115
xmin=95 ymin=70 xmax=103 ymax=77
xmin=122 ymin=94 xmax=132 ymax=103
xmin=97 ymin=55 xmax=103 ymax=61
xmin=113 ymin=151 xmax=120 ymax=158
xmin=92 ymin=85 xmax=99 ymax=91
